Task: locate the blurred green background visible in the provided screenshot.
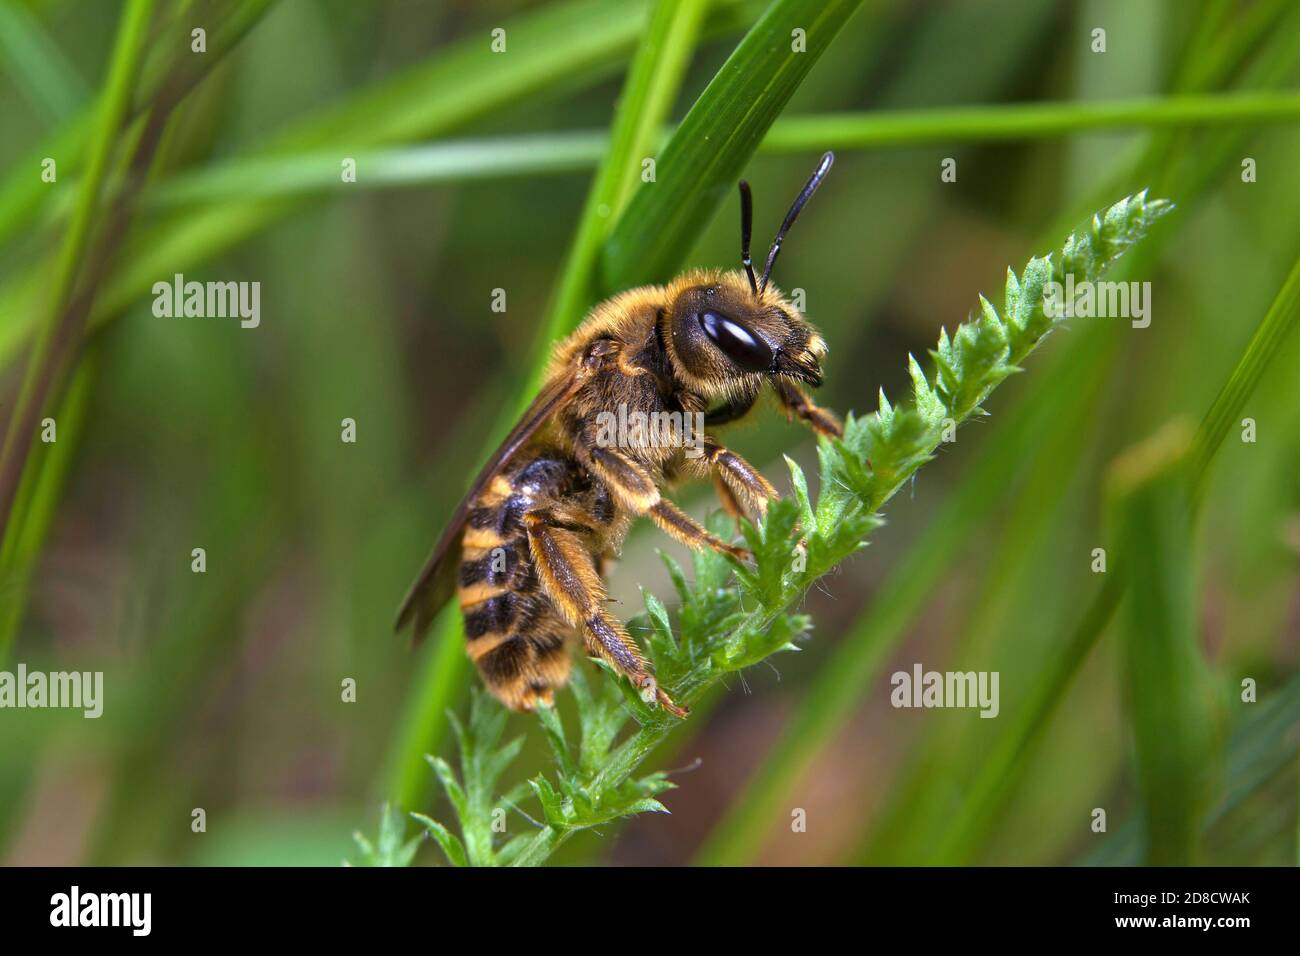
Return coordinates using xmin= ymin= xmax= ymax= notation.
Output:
xmin=0 ymin=0 xmax=1297 ymax=866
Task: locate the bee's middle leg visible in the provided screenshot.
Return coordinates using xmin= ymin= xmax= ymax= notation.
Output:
xmin=582 ymin=446 xmax=750 ymax=562
xmin=523 ymin=508 xmax=688 ymax=718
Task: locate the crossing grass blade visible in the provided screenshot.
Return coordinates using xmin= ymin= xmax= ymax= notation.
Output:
xmin=1106 ymin=419 xmax=1221 ymax=866
xmin=600 ymin=0 xmax=869 ymax=289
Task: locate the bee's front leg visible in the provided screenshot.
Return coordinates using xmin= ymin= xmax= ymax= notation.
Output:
xmin=699 ymin=440 xmax=778 ymax=526
xmin=773 ymin=379 xmax=843 ymax=439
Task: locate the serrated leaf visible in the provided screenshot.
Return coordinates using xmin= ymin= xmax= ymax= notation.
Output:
xmin=350 ymin=804 xmax=422 ymax=867
xmin=426 ymin=755 xmax=468 ymax=823
xmin=530 ymin=775 xmax=567 ymax=827
xmin=411 ymin=812 xmax=468 ymax=868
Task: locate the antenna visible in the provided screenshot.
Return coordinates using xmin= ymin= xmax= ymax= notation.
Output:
xmin=739 ymin=180 xmax=757 ymax=295
xmin=758 ymin=151 xmax=834 ymax=294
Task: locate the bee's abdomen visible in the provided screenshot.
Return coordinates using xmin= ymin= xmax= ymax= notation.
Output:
xmin=456 ymin=457 xmax=583 ymax=711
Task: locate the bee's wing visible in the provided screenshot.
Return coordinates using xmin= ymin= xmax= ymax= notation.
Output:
xmin=394 ymin=365 xmax=589 ymax=640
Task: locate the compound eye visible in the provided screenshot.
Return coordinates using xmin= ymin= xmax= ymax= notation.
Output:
xmin=698 ymin=310 xmax=773 ymax=372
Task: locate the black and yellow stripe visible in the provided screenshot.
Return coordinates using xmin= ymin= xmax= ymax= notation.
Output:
xmin=455 ymin=453 xmax=606 ymax=711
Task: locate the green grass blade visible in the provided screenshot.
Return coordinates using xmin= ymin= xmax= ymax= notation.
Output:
xmin=0 ymin=0 xmax=754 ymax=371
xmin=528 ymin=0 xmax=711 ymax=398
xmin=601 ymin=0 xmax=869 ymax=289
xmin=929 ymin=254 xmax=1300 ymax=864
xmin=1189 ymin=256 xmax=1300 ymax=506
xmin=1106 ymin=419 xmax=1220 ymax=866
xmin=0 ymin=355 xmax=96 ymax=659
xmin=0 ymin=0 xmax=89 ymax=123
xmin=1086 ymin=669 xmax=1300 ymax=865
xmin=150 ymin=133 xmax=610 ymax=204
xmin=762 ymin=91 xmax=1300 ymax=148
xmin=140 ymin=89 xmax=1300 ymax=205
xmin=0 ymin=0 xmax=155 ymax=590
xmin=0 ymin=0 xmax=277 ymax=250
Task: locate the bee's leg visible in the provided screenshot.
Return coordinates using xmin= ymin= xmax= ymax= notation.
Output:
xmin=773 ymin=379 xmax=843 ymax=439
xmin=700 ymin=441 xmax=779 ymax=525
xmin=712 ymin=471 xmax=745 ymax=530
xmin=582 ymin=447 xmax=751 ymax=562
xmin=523 ymin=508 xmax=688 ymax=718
xmin=648 ymin=496 xmax=751 ymax=561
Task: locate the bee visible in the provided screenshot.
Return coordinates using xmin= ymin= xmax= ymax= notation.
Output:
xmin=395 ymin=152 xmax=842 ymax=718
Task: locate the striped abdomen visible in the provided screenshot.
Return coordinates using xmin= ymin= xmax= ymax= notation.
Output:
xmin=457 ymin=455 xmax=585 ymax=711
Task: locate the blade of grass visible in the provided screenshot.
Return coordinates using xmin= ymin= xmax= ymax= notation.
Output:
xmin=0 ymin=0 xmax=155 ymax=584
xmin=0 ymin=0 xmax=277 ymax=250
xmin=137 ymin=90 xmax=1300 ymax=205
xmin=0 ymin=354 xmax=96 ymax=655
xmin=528 ymin=0 xmax=711 ymax=397
xmin=1106 ymin=418 xmax=1220 ymax=866
xmin=0 ymin=0 xmax=90 ymax=123
xmin=601 ymin=0 xmax=869 ymax=289
xmin=1086 ymin=669 xmax=1300 ymax=865
xmin=763 ymin=91 xmax=1300 ymax=146
xmin=929 ymin=253 xmax=1300 ymax=864
xmin=1189 ymin=259 xmax=1300 ymax=506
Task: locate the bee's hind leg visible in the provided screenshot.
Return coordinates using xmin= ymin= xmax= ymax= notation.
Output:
xmin=523 ymin=508 xmax=688 ymax=718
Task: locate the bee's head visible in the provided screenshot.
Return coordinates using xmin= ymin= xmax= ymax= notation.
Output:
xmin=658 ymin=152 xmax=834 ymax=403
xmin=661 ymin=271 xmax=828 ymax=399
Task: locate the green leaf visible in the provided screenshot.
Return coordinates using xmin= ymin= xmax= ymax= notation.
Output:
xmin=410 ymin=813 xmax=468 ymax=868
xmin=425 ymin=755 xmax=467 ymax=824
xmin=350 ymin=804 xmax=421 ymax=867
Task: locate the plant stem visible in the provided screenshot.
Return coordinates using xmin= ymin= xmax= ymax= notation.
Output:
xmin=0 ymin=0 xmax=155 ymax=601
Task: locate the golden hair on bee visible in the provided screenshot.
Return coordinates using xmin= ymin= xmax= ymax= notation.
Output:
xmin=396 ymin=152 xmax=842 ymax=719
